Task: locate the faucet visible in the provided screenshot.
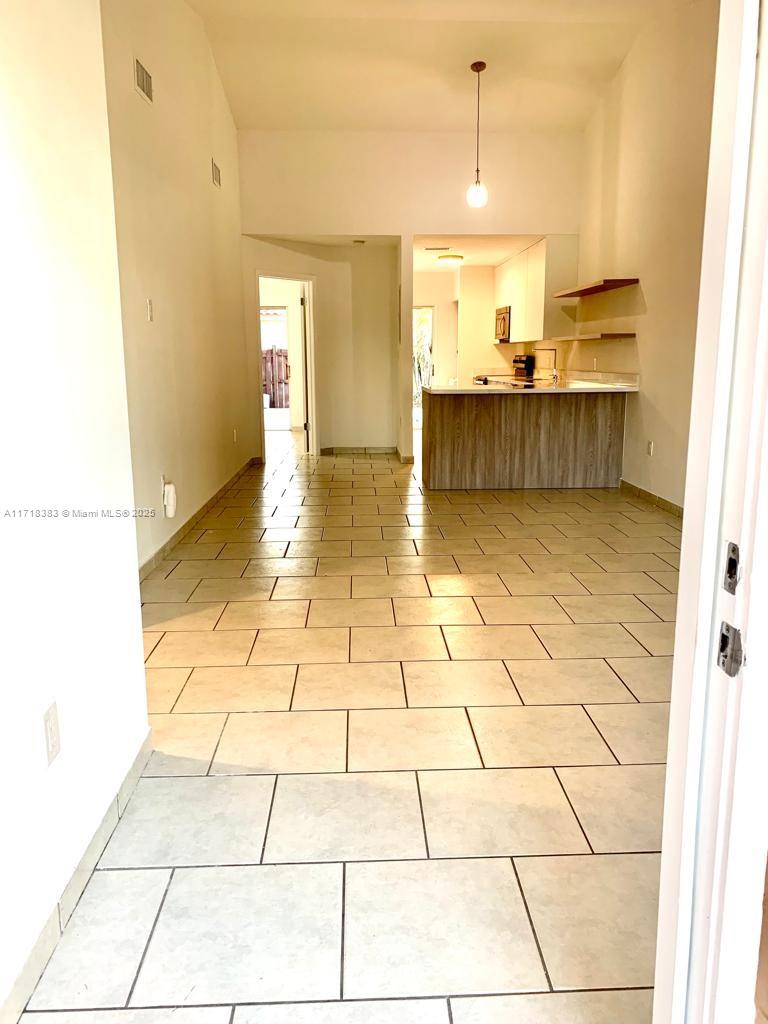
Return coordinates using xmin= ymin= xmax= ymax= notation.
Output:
xmin=552 ymin=367 xmax=560 ymax=386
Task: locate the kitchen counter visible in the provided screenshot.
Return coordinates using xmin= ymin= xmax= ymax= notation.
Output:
xmin=421 ymin=374 xmax=638 ymax=489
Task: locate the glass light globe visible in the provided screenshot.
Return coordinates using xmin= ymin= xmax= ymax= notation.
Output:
xmin=466 ymin=180 xmax=489 ymax=208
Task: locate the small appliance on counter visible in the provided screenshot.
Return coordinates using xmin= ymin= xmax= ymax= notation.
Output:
xmin=473 ymin=353 xmax=537 ymax=389
xmin=512 ymin=354 xmax=535 ymax=380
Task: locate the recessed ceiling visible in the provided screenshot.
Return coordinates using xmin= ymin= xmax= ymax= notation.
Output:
xmin=414 ymin=234 xmax=543 ymax=271
xmin=186 ymin=0 xmax=673 ymax=132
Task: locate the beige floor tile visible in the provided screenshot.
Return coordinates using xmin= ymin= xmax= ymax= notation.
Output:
xmin=352 ymin=575 xmax=429 ymax=598
xmin=144 ymin=713 xmax=226 ymax=776
xmin=261 ymin=528 xmax=321 ymax=542
xmin=317 ymin=557 xmax=387 ymax=576
xmin=474 ymin=596 xmax=570 ymax=625
xmin=443 ymin=625 xmax=549 ymax=661
xmin=648 ymin=569 xmax=679 ymax=592
xmin=622 ymin=620 xmax=676 ymax=655
xmin=638 ymin=593 xmax=677 ymax=621
xmin=504 ymin=658 xmax=634 ymax=705
xmin=419 ymin=768 xmax=588 ymax=857
xmin=470 ymin=705 xmax=614 ymax=767
xmin=558 ymin=764 xmax=666 ymax=852
xmin=555 ymin=523 xmax=628 ymax=539
xmin=264 ymin=772 xmax=425 ymax=862
xmin=271 ymin=576 xmax=350 ymax=600
xmin=539 ymin=537 xmax=615 ymax=554
xmin=521 ymin=554 xmax=601 ymax=573
xmin=343 ymin=859 xmax=546 ymax=998
xmin=607 ymin=656 xmax=673 ymax=701
xmin=140 ymin=578 xmax=201 ymax=603
xmin=393 ymin=597 xmax=482 ymax=625
xmin=145 ymin=667 xmax=191 ymax=713
xmin=555 ymin=594 xmax=661 ymax=623
xmin=352 ymin=514 xmax=409 ymax=526
xmin=586 ymin=702 xmax=670 ymax=763
xmin=476 ymin=538 xmax=548 ymax=555
xmin=170 ymin=542 xmax=224 ymax=560
xmin=573 ymin=571 xmax=667 ymax=594
xmin=455 ymin=555 xmax=530 ymax=574
xmin=589 ymin=552 xmax=674 ymax=572
xmin=143 ymin=633 xmax=163 ymax=660
xmin=308 ymin=598 xmax=394 ymax=627
xmin=189 ymin=577 xmax=275 ymax=602
xmin=515 ymin=853 xmax=660 ymax=989
xmin=605 ymin=536 xmax=679 ymax=553
xmin=383 ymin=526 xmax=443 ymax=540
xmin=450 ymin=990 xmax=654 ymax=1024
xmin=216 ymin=600 xmax=309 ymax=630
xmin=351 ymin=625 xmax=448 ymax=662
xmin=170 ymin=559 xmax=248 ymax=579
xmin=348 ymin=708 xmax=480 ymax=770
xmin=353 ymin=540 xmax=417 ymax=556
xmin=293 ymin=662 xmax=405 ymax=710
xmin=219 ymin=542 xmax=289 ymax=560
xmin=321 ymin=527 xmax=383 ymax=540
xmin=499 ymin=572 xmax=589 ymax=596
xmin=415 ymin=539 xmax=483 ymax=556
xmin=244 ymin=558 xmax=317 ymax=577
xmin=141 ymin=603 xmax=225 ymax=632
xmin=249 ymin=627 xmax=350 ymax=665
xmin=211 ymin=710 xmax=347 ymax=774
xmin=387 ymin=555 xmax=459 ymax=575
xmin=142 ymin=560 xmax=179 ymax=581
xmin=534 ymin=623 xmax=648 ymax=659
xmin=427 ymin=573 xmax=507 ymax=596
xmin=288 ymin=541 xmax=351 ymax=558
xmin=403 ymin=660 xmax=520 ymax=707
xmin=173 ymin=665 xmax=296 ymax=712
xmin=146 ymin=630 xmax=255 ymax=668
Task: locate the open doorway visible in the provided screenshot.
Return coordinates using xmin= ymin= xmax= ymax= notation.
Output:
xmin=412 ymin=306 xmax=434 ymax=450
xmin=258 ymin=276 xmax=309 ymax=461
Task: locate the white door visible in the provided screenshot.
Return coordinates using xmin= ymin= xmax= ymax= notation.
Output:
xmin=654 ymin=0 xmax=768 ymax=1019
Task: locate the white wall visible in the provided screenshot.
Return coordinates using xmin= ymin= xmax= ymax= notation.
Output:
xmin=101 ymin=0 xmax=253 ymax=564
xmin=0 ymin=0 xmax=148 ymax=1014
xmin=243 ymin=238 xmax=399 ymax=452
xmin=576 ymin=0 xmax=719 ymax=506
xmin=259 ymin=277 xmax=305 ymax=429
xmin=412 ymin=272 xmax=459 ymax=387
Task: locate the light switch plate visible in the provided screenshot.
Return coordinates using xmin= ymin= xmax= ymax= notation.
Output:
xmin=44 ymin=703 xmax=60 ymax=765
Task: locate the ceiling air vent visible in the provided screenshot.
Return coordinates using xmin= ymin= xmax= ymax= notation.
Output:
xmin=134 ymin=58 xmax=153 ymax=103
xmin=211 ymin=160 xmax=222 ymax=188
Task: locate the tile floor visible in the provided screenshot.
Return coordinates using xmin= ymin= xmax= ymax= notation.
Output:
xmin=23 ymin=434 xmax=680 ymax=1023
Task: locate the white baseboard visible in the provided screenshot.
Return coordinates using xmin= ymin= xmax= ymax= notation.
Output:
xmin=0 ymin=732 xmax=151 ymax=1024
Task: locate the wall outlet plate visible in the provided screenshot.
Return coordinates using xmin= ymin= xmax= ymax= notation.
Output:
xmin=44 ymin=703 xmax=60 ymax=765
xmin=647 ymin=440 xmax=654 ymax=456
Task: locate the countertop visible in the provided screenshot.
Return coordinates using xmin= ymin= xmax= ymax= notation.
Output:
xmin=423 ymin=374 xmax=639 ymax=396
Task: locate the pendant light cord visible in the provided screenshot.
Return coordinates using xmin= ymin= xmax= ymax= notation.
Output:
xmin=475 ymin=69 xmax=481 ymax=182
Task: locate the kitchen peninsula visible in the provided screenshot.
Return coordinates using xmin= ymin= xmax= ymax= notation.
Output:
xmin=421 ymin=374 xmax=639 ymax=489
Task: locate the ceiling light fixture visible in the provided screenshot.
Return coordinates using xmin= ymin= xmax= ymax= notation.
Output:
xmin=466 ymin=60 xmax=489 ymax=209
xmin=438 ymin=253 xmax=464 ymax=265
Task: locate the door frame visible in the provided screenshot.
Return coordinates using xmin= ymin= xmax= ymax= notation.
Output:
xmin=653 ymin=0 xmax=766 ymax=1019
xmin=251 ymin=272 xmax=318 ymax=459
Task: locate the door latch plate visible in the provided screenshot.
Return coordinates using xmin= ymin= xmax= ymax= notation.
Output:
xmin=723 ymin=541 xmax=740 ymax=594
xmin=717 ymin=621 xmax=743 ymax=677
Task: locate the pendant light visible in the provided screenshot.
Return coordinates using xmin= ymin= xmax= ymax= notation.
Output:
xmin=466 ymin=60 xmax=489 ymax=208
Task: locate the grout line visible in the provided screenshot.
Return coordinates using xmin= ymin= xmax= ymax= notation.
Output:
xmin=447 ymin=995 xmax=454 ymax=1023
xmin=464 ymin=707 xmax=486 ymax=768
xmin=582 ymin=705 xmax=621 ymax=765
xmin=500 ymin=660 xmax=526 ymax=705
xmin=259 ymin=776 xmax=278 ymax=864
xmin=339 ymin=862 xmax=346 ymax=999
xmin=345 ymin=710 xmax=350 ymax=772
xmin=125 ymin=867 xmax=175 ymax=1007
xmin=228 ymin=1006 xmax=236 ymax=1024
xmin=510 ymin=857 xmax=553 ymax=993
xmin=205 ymin=713 xmax=229 ymax=776
xmin=414 ymin=771 xmax=431 ymax=858
xmin=603 ymin=659 xmax=641 ymax=702
xmin=553 ymin=767 xmax=595 ymax=854
xmin=167 ymin=668 xmax=194 ymax=714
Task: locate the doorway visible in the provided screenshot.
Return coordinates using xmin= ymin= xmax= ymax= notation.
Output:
xmin=258 ymin=276 xmax=310 ymax=461
xmin=412 ymin=306 xmax=434 ymax=453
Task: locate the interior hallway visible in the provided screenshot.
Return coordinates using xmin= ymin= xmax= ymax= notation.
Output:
xmin=23 ymin=442 xmax=678 ymax=1022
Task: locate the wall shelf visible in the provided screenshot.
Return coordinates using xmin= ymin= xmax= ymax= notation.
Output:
xmin=496 ymin=332 xmax=635 ymax=345
xmin=553 ymin=278 xmax=639 ymax=299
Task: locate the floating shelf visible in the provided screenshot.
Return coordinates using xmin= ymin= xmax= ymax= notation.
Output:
xmin=553 ymin=278 xmax=639 ymax=299
xmin=496 ymin=332 xmax=635 ymax=345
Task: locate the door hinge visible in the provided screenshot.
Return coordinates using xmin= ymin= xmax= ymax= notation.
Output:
xmin=300 ymin=296 xmax=306 ymax=306
xmin=304 ymin=422 xmax=309 ymax=431
xmin=723 ymin=541 xmax=740 ymax=594
xmin=717 ymin=621 xmax=744 ymax=677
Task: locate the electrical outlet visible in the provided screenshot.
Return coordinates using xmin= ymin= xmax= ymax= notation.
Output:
xmin=44 ymin=704 xmax=60 ymax=765
xmin=593 ymin=357 xmax=598 ymax=371
xmin=647 ymin=440 xmax=655 ymax=457
xmin=233 ymin=427 xmax=237 ymax=444
xmin=146 ymin=298 xmax=154 ymax=322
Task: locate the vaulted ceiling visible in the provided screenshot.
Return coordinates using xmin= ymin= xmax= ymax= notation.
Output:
xmin=186 ymin=0 xmax=674 ymax=132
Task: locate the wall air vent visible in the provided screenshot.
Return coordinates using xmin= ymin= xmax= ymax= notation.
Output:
xmin=134 ymin=58 xmax=153 ymax=102
xmin=212 ymin=160 xmax=222 ymax=188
